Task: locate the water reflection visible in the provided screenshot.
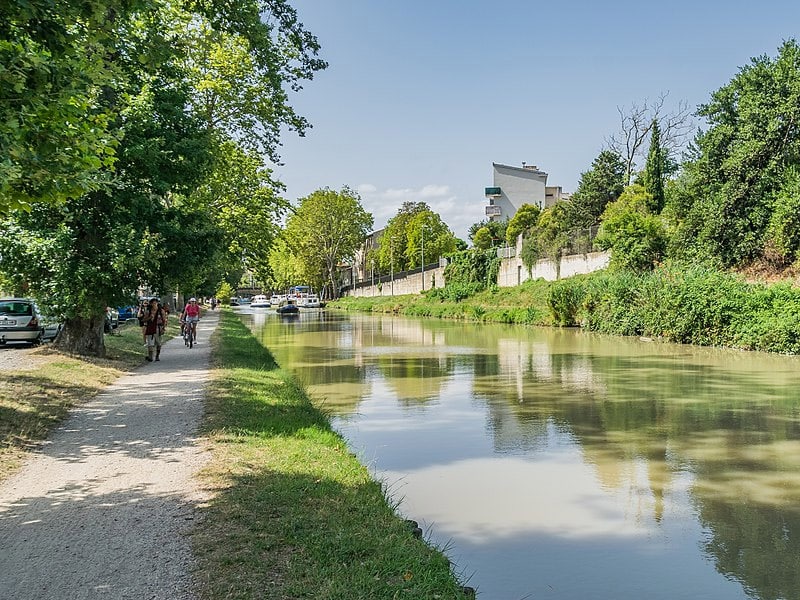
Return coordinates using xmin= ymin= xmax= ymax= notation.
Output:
xmin=238 ymin=308 xmax=800 ymax=600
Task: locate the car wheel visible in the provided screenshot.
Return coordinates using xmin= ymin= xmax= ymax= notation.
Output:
xmin=32 ymin=331 xmax=44 ymax=346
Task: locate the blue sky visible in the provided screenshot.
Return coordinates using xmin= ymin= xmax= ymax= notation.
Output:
xmin=273 ymin=1 xmax=800 ymax=240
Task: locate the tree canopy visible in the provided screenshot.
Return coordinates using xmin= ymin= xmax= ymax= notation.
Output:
xmin=565 ymin=150 xmax=626 ymax=229
xmin=0 ymin=0 xmax=326 ymax=355
xmin=672 ymin=39 xmax=800 ymax=266
xmin=282 ymin=187 xmax=373 ymax=298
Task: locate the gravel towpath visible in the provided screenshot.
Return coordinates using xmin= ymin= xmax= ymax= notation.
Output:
xmin=0 ymin=311 xmax=219 ymax=600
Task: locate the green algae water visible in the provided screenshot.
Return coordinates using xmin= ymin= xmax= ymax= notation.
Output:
xmin=240 ymin=308 xmax=800 ymax=600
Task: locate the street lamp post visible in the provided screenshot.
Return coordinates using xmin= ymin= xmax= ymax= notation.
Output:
xmin=421 ymin=226 xmax=425 ymax=292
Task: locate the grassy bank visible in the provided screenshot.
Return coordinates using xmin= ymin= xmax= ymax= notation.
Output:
xmin=333 ymin=277 xmax=554 ymax=326
xmin=194 ymin=310 xmax=471 ymax=599
xmin=332 ymin=263 xmax=800 ymax=354
xmin=0 ymin=318 xmax=179 ymax=480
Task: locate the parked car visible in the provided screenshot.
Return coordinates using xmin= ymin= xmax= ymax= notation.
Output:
xmin=0 ymin=298 xmax=61 ymax=345
xmin=117 ymin=305 xmax=136 ymax=322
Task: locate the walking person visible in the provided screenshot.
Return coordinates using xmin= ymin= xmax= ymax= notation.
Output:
xmin=136 ymin=299 xmax=149 ymax=345
xmin=142 ymin=298 xmax=166 ymax=362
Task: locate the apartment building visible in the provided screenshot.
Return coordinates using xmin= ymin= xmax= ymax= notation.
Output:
xmin=484 ymin=162 xmax=568 ymax=222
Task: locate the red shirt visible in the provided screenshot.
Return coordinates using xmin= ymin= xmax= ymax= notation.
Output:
xmin=184 ymin=303 xmax=200 ymax=318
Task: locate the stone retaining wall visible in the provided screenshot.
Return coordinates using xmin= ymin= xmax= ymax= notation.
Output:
xmin=345 ymin=251 xmax=610 ymax=297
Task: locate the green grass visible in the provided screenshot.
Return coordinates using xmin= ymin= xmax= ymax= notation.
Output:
xmin=331 ymin=278 xmax=553 ymax=326
xmin=194 ymin=310 xmax=472 ymax=599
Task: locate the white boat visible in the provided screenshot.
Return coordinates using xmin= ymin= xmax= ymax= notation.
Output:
xmin=298 ymin=293 xmax=321 ymax=308
xmin=250 ymin=294 xmax=270 ymax=308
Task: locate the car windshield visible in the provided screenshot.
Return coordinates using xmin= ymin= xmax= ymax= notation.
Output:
xmin=0 ymin=302 xmax=33 ymax=316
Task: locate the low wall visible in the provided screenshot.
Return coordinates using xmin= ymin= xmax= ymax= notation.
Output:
xmin=496 ymin=250 xmax=610 ymax=287
xmin=348 ymin=265 xmax=446 ymax=297
xmin=345 ymin=250 xmax=610 ymax=297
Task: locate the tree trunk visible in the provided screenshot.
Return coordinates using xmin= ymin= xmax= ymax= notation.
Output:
xmin=54 ymin=314 xmax=107 ymax=357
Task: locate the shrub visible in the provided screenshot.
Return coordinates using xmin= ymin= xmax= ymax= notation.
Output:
xmin=548 ymin=277 xmax=587 ymax=326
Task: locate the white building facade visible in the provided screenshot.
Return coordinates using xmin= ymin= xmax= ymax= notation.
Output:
xmin=485 ymin=162 xmax=567 ymax=222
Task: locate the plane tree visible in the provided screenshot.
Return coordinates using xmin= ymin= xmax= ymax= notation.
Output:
xmin=282 ymin=187 xmax=374 ymax=298
xmin=0 ymin=0 xmax=326 ymax=355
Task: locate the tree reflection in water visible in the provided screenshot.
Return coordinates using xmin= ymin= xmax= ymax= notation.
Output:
xmin=241 ymin=309 xmax=800 ymax=600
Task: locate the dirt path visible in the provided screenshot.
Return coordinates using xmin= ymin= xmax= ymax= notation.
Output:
xmin=0 ymin=311 xmax=219 ymax=600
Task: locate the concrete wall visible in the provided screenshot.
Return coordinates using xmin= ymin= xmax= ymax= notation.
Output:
xmin=345 ymin=246 xmax=610 ymax=297
xmin=348 ymin=265 xmax=446 ymax=297
xmin=496 ymin=250 xmax=610 ymax=286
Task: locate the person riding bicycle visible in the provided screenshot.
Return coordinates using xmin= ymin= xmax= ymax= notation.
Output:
xmin=181 ymin=297 xmax=201 ymax=343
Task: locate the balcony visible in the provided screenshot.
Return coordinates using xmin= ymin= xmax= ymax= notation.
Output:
xmin=485 ymin=186 xmax=501 ymax=198
xmin=485 ymin=205 xmax=502 ymax=217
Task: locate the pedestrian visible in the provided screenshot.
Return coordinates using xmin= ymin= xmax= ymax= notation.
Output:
xmin=136 ymin=299 xmax=149 ymax=345
xmin=210 ymin=297 xmax=217 ymax=310
xmin=142 ymin=298 xmax=166 ymax=362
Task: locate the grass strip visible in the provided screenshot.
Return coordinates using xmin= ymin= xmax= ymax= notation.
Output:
xmin=0 ymin=318 xmax=180 ymax=480
xmin=331 ymin=278 xmax=553 ymax=326
xmin=195 ymin=310 xmax=472 ymax=599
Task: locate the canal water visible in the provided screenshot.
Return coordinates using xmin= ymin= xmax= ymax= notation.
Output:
xmin=239 ymin=308 xmax=800 ymax=600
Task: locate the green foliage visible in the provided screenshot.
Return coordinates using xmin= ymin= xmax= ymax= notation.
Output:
xmin=284 ymin=187 xmax=374 ymax=297
xmin=676 ymin=39 xmax=800 ymax=266
xmin=376 ymin=202 xmax=429 ymax=272
xmin=766 ymin=167 xmax=800 ymax=263
xmin=596 ymin=184 xmax=668 ymax=272
xmin=216 ymin=282 xmax=234 ymax=304
xmin=565 ymin=149 xmax=626 ymax=229
xmin=582 ymin=270 xmax=644 ymax=335
xmin=472 ymin=226 xmax=493 ymax=250
xmin=189 ymin=140 xmax=288 ymax=285
xmin=505 ymin=203 xmax=541 ymax=245
xmin=441 ymin=248 xmax=501 ymax=292
xmin=0 ymin=0 xmax=327 ymax=354
xmin=642 ymin=119 xmax=666 ymax=213
xmin=547 ymin=277 xmax=587 ymax=326
xmin=0 ymin=1 xmax=130 ymax=213
xmin=468 ymin=219 xmax=507 ymax=246
xmin=404 ymin=210 xmax=458 ymax=269
xmin=520 ymin=204 xmax=571 ymax=275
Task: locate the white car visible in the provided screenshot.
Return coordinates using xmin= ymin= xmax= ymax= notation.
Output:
xmin=0 ymin=298 xmax=61 ymax=345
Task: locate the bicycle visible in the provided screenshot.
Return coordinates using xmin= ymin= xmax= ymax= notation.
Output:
xmin=182 ymin=320 xmax=193 ymax=348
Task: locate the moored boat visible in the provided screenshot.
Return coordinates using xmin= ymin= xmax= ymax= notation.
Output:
xmin=298 ymin=293 xmax=321 ymax=308
xmin=250 ymin=294 xmax=270 ymax=308
xmin=276 ymin=300 xmax=299 ymax=315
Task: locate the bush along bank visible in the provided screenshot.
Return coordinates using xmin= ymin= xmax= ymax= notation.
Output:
xmin=549 ymin=262 xmax=800 ymax=354
xmin=194 ymin=311 xmax=473 ymax=599
xmin=332 ymin=263 xmax=800 ymax=355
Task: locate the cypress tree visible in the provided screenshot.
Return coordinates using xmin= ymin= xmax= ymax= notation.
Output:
xmin=643 ymin=119 xmax=666 ymax=212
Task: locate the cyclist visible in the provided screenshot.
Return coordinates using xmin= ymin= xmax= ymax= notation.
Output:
xmin=181 ymin=297 xmax=201 ymax=343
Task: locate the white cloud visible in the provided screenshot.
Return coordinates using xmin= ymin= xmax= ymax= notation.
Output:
xmin=356 ymin=183 xmax=480 ymax=240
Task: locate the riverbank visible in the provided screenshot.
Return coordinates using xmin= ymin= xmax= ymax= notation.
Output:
xmin=193 ymin=310 xmax=472 ymax=598
xmin=331 ymin=262 xmax=800 ymax=355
